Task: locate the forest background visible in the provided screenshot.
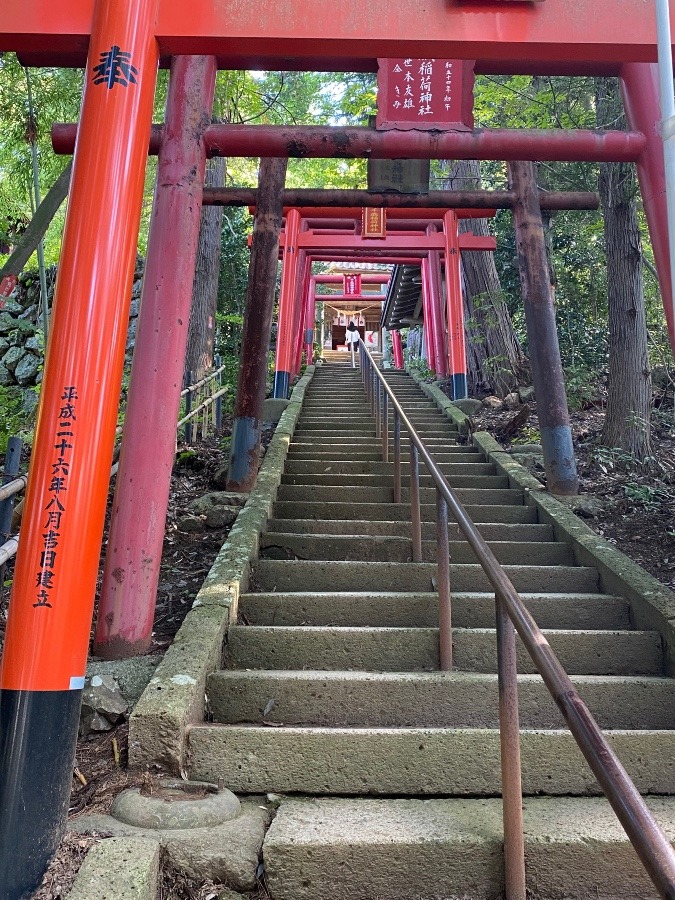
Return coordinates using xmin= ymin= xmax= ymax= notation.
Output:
xmin=0 ymin=56 xmax=674 ymax=473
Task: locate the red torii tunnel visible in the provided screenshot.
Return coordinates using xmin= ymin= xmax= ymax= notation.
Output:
xmin=269 ymin=208 xmax=496 ymax=400
xmin=3 ymin=0 xmax=675 ymax=895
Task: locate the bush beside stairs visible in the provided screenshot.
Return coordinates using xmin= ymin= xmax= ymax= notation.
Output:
xmin=187 ymin=360 xmax=675 ymax=899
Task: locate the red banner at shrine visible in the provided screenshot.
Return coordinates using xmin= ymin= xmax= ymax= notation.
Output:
xmin=376 ymin=59 xmax=474 ymax=131
xmin=344 ymin=274 xmax=362 ymax=294
xmin=362 ymin=208 xmax=386 ymax=239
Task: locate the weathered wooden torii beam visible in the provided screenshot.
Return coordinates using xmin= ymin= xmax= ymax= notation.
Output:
xmin=203 ymin=188 xmax=600 ymax=210
xmin=53 ymin=122 xmax=645 ymax=163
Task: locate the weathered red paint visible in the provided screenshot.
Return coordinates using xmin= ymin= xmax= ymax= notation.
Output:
xmin=273 ymin=208 xmax=300 ymax=395
xmin=315 ymin=274 xmax=390 ymax=284
xmin=312 ymin=272 xmax=390 ymax=284
xmin=426 ymin=225 xmax=449 ymax=378
xmin=202 ymin=187 xmax=599 ymax=210
xmin=52 ymin=122 xmax=648 ymax=163
xmin=93 ymin=55 xmax=216 ymax=659
xmin=620 ymin=63 xmax=675 ymax=353
xmin=3 ymin=0 xmax=673 ymax=67
xmin=421 ymin=257 xmax=438 ymax=372
xmin=443 ymin=210 xmax=467 ymax=388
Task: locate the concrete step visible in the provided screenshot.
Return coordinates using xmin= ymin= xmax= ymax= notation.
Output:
xmin=259 ymin=533 xmax=574 ymax=566
xmin=260 ymin=795 xmax=675 ymax=899
xmin=286 ymin=449 xmax=480 ymax=462
xmin=284 ymin=460 xmax=495 ymax=476
xmin=238 ymin=591 xmax=631 ymax=630
xmin=208 ymin=670 xmax=675 ymax=729
xmin=188 ymin=725 xmax=675 ymax=795
xmin=226 ymin=625 xmax=661 ymax=675
xmin=280 ymin=473 xmax=510 ymax=490
xmin=251 ymin=560 xmax=598 ymax=593
xmin=277 ymin=485 xmax=523 ymax=505
xmin=264 ymin=519 xmax=554 ymax=542
xmin=272 ymin=501 xmax=538 ymax=523
xmin=290 ymin=434 xmax=459 ymax=446
xmin=294 ymin=424 xmax=377 ymax=434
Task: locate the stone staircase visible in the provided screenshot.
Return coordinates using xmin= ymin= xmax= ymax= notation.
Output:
xmin=188 ymin=361 xmax=675 ymax=899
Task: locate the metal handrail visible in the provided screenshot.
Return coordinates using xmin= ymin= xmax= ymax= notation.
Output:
xmin=359 ymin=342 xmax=675 ymax=900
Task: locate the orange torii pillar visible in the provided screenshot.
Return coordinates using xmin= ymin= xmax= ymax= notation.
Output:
xmin=292 ymin=250 xmax=311 ymax=375
xmin=94 ymin=55 xmax=216 ymax=659
xmin=426 ymin=224 xmax=449 ymax=378
xmin=0 ymin=0 xmax=159 ymax=893
xmin=304 ymin=274 xmax=317 ymax=362
xmin=273 ymin=208 xmax=301 ymax=398
xmin=443 ymin=210 xmax=468 ymax=399
xmin=420 ymin=257 xmax=438 ymax=372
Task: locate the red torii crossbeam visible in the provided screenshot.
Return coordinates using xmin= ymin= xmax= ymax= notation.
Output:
xmin=1 ymin=0 xmax=672 ymax=66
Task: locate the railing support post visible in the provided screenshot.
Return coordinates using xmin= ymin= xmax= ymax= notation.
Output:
xmin=381 ymin=391 xmax=389 ymax=461
xmin=375 ymin=379 xmax=382 ymax=438
xmin=0 ymin=437 xmax=22 ymax=591
xmin=410 ymin=441 xmax=423 ymax=563
xmin=436 ymin=489 xmax=452 ymax=670
xmin=0 ymin=437 xmax=22 ymax=545
xmin=496 ymin=593 xmax=527 ymax=900
xmin=393 ymin=410 xmax=402 ymax=503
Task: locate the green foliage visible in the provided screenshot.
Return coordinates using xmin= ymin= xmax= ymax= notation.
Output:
xmin=405 ymin=356 xmax=434 ymax=381
xmin=0 ymin=55 xmax=84 ymax=265
xmin=0 ymin=385 xmax=29 ymax=453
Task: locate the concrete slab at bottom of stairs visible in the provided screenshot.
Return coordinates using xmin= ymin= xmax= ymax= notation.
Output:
xmin=262 ymin=795 xmax=675 ymax=900
xmin=68 ymin=801 xmax=271 ymax=892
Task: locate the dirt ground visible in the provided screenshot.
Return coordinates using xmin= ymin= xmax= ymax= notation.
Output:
xmin=6 ymin=386 xmax=675 ymax=897
xmin=472 ymin=395 xmax=675 ymax=591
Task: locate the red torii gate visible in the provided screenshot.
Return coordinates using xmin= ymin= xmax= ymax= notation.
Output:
xmin=2 ymin=1 xmax=675 ymax=895
xmin=270 ymin=208 xmax=495 ymax=398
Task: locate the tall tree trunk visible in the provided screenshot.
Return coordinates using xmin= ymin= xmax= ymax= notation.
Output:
xmin=443 ymin=159 xmax=528 ymax=396
xmin=0 ymin=160 xmax=72 ymax=279
xmin=595 ymin=77 xmax=652 ymax=457
xmin=185 ymin=156 xmax=226 ymax=379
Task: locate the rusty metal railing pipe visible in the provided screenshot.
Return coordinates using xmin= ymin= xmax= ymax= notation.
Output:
xmin=496 ymin=594 xmax=526 ymax=900
xmin=436 ymin=489 xmax=452 ymax=670
xmin=393 ymin=409 xmax=402 ymax=504
xmin=381 ymin=391 xmax=389 ymax=462
xmin=409 ymin=441 xmax=423 ymax=563
xmin=359 ymin=342 xmax=675 ymax=900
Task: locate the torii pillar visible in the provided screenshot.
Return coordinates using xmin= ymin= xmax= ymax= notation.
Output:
xmin=444 ymin=210 xmax=468 ymax=399
xmin=0 ymin=0 xmax=160 ymax=893
xmin=94 ymin=55 xmax=216 ymax=659
xmin=620 ymin=63 xmax=675 ymax=350
xmin=509 ymin=160 xmax=579 ymax=495
xmin=273 ymin=209 xmax=300 ymax=398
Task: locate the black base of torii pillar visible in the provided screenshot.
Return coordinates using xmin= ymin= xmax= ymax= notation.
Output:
xmin=508 ymin=160 xmax=579 ymax=496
